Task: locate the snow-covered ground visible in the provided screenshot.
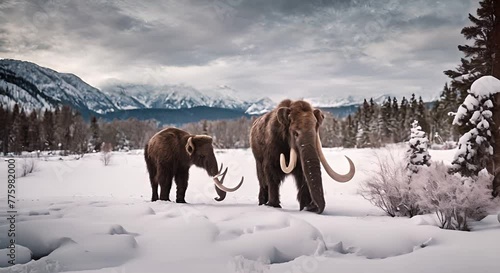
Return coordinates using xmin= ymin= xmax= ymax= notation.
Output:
xmin=0 ymin=146 xmax=499 ymax=273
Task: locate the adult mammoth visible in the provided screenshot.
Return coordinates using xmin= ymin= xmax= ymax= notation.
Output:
xmin=250 ymin=99 xmax=355 ymax=214
xmin=144 ymin=128 xmax=243 ymax=203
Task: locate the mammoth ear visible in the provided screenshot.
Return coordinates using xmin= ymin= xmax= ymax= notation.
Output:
xmin=277 ymin=107 xmax=291 ymax=126
xmin=185 ymin=137 xmax=195 ymax=156
xmin=313 ymin=109 xmax=324 ymax=126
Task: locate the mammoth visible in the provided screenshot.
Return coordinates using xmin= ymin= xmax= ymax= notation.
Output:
xmin=144 ymin=128 xmax=243 ymax=203
xmin=250 ymin=99 xmax=355 ymax=214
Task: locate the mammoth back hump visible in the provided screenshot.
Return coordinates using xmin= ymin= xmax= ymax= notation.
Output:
xmin=148 ymin=129 xmax=187 ymax=160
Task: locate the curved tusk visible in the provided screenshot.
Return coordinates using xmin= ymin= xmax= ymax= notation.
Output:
xmin=214 ymin=167 xmax=228 ymax=179
xmin=280 ymin=148 xmax=297 ymax=174
xmin=185 ymin=137 xmax=195 ymax=156
xmin=214 ymin=166 xmax=228 ymax=201
xmin=316 ymin=133 xmax=355 ymax=182
xmin=213 ymin=176 xmax=244 ymax=192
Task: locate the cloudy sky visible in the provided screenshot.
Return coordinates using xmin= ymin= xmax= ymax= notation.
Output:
xmin=0 ymin=0 xmax=477 ymax=101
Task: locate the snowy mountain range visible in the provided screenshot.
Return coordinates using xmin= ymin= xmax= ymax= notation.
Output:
xmin=101 ymin=82 xmax=274 ymax=115
xmin=0 ymin=59 xmax=274 ymax=117
xmin=305 ymin=94 xmax=390 ymax=108
xmin=0 ymin=59 xmax=395 ymax=124
xmin=0 ymin=59 xmax=117 ymax=115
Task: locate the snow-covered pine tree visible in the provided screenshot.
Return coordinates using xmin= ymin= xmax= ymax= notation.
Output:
xmin=451 ymin=76 xmax=500 ymax=177
xmin=407 ymin=120 xmax=431 ymax=173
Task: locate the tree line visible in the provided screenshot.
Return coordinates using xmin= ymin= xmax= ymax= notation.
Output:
xmin=0 ymin=91 xmax=460 ymax=155
xmin=0 ymin=103 xmax=159 ymax=155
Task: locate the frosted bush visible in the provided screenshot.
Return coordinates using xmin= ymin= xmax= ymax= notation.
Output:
xmin=19 ymin=157 xmax=37 ymax=177
xmin=414 ymin=162 xmax=499 ymax=231
xmin=359 ymin=152 xmax=421 ymax=217
xmin=100 ymin=142 xmax=113 ymax=166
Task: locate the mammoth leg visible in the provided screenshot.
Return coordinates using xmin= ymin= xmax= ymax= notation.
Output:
xmin=150 ymin=176 xmax=159 ymax=202
xmin=293 ymin=166 xmax=312 ymax=211
xmin=175 ymin=168 xmax=189 ymax=203
xmin=144 ymin=151 xmax=159 ymax=202
xmin=148 ymin=164 xmax=159 ymax=202
xmin=256 ymin=160 xmax=268 ymax=205
xmin=264 ymin=163 xmax=283 ymax=208
xmin=158 ymin=169 xmax=173 ymax=201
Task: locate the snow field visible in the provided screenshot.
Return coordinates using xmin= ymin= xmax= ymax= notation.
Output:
xmin=0 ymin=146 xmax=499 ymax=273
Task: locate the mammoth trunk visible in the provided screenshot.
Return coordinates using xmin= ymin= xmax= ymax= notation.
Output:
xmin=207 ymin=157 xmax=226 ymax=201
xmin=300 ymin=144 xmax=325 ymax=214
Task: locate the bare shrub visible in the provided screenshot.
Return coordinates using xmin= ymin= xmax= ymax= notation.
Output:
xmin=414 ymin=163 xmax=500 ymax=231
xmin=359 ymin=152 xmax=421 ymax=217
xmin=100 ymin=142 xmax=113 ymax=166
xmin=19 ymin=157 xmax=37 ymax=177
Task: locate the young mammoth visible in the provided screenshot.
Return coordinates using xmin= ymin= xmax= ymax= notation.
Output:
xmin=144 ymin=127 xmax=243 ymax=203
xmin=250 ymin=99 xmax=355 ymax=214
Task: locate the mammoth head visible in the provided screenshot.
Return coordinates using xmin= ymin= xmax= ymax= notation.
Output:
xmin=277 ymin=100 xmax=355 ymax=213
xmin=185 ymin=135 xmax=244 ymax=201
xmin=185 ymin=135 xmax=218 ymax=175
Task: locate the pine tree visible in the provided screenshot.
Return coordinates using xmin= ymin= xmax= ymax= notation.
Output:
xmin=380 ymin=97 xmax=392 ymax=143
xmin=408 ymin=93 xmax=418 ymax=123
xmin=451 ymin=76 xmax=497 ymax=178
xmin=356 ymin=99 xmax=372 ymax=148
xmin=444 ymin=0 xmax=495 ymax=104
xmin=416 ymin=96 xmax=430 ymax=134
xmin=0 ymin=104 xmax=8 ymax=154
xmin=389 ymin=97 xmax=400 ymax=142
xmin=57 ymin=106 xmax=73 ymax=154
xmin=399 ymin=96 xmax=410 ymax=142
xmin=431 ymin=83 xmax=458 ymax=142
xmin=89 ymin=116 xmax=101 ymax=151
xmin=42 ymin=109 xmax=55 ymax=151
xmin=28 ymin=111 xmax=41 ymax=152
xmin=342 ymin=115 xmax=356 ymax=148
xmin=18 ymin=109 xmax=29 ymax=152
xmin=368 ymin=99 xmax=381 ymax=147
xmin=9 ymin=104 xmax=21 ymax=154
xmin=407 ymin=120 xmax=431 ymax=173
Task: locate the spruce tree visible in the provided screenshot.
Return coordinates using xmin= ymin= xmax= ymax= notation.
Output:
xmin=407 ymin=120 xmax=431 ymax=173
xmin=368 ymin=98 xmax=381 ymax=147
xmin=408 ymin=93 xmax=418 ymax=123
xmin=451 ymin=76 xmax=496 ymax=177
xmin=0 ymin=104 xmax=8 ymax=154
xmin=399 ymin=96 xmax=410 ymax=141
xmin=9 ymin=104 xmax=21 ymax=154
xmin=389 ymin=97 xmax=400 ymax=142
xmin=444 ymin=0 xmax=495 ymax=103
xmin=19 ymin=109 xmax=29 ymax=151
xmin=356 ymin=99 xmax=372 ymax=148
xmin=380 ymin=97 xmax=392 ymax=143
xmin=28 ymin=111 xmax=41 ymax=152
xmin=342 ymin=115 xmax=356 ymax=148
xmin=42 ymin=109 xmax=55 ymax=151
xmin=416 ymin=96 xmax=430 ymax=134
xmin=431 ymin=83 xmax=458 ymax=141
xmin=90 ymin=116 xmax=101 ymax=151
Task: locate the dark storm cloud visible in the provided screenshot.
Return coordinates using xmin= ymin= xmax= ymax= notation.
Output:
xmin=0 ymin=0 xmax=478 ymax=100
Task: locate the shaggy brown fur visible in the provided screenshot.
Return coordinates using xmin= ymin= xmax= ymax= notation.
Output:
xmin=250 ymin=99 xmax=327 ymax=213
xmin=144 ymin=128 xmax=219 ymax=202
